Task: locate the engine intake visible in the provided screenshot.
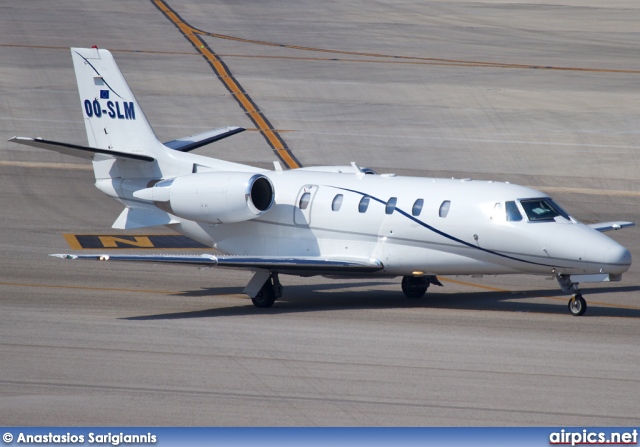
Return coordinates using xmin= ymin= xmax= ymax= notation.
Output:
xmin=145 ymin=171 xmax=274 ymax=223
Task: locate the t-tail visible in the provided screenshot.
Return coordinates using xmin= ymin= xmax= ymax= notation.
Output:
xmin=9 ymin=47 xmax=253 ymax=229
xmin=72 ymin=47 xmax=164 ymax=162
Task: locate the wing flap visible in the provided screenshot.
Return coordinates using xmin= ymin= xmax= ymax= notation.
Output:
xmin=49 ymin=253 xmax=384 ymax=273
xmin=8 ymin=137 xmax=155 ymax=162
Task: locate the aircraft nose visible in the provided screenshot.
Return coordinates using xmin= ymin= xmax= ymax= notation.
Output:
xmin=604 ymin=243 xmax=632 ymax=274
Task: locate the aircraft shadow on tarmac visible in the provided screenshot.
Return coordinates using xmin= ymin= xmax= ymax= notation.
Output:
xmin=123 ymin=282 xmax=640 ymax=320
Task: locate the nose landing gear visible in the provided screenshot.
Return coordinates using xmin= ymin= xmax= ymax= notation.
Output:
xmin=557 ymin=275 xmax=587 ymax=316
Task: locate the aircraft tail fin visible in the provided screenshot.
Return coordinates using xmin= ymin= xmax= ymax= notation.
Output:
xmin=71 ymin=47 xmax=163 ymax=159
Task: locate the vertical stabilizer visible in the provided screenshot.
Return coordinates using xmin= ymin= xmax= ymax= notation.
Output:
xmin=71 ymin=47 xmax=161 ymax=158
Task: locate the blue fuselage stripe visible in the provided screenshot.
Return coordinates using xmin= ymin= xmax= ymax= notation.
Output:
xmin=334 ymin=186 xmax=562 ymax=269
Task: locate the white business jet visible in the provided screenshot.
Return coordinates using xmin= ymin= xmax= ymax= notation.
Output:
xmin=9 ymin=48 xmax=633 ymax=316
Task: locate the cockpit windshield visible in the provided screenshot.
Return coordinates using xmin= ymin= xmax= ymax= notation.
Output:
xmin=519 ymin=198 xmax=571 ymax=222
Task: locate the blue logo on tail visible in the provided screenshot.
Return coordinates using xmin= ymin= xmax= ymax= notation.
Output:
xmin=100 ymin=90 xmax=109 ymax=99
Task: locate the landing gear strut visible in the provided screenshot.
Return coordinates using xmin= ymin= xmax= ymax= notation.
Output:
xmin=401 ymin=275 xmax=443 ymax=299
xmin=557 ymin=274 xmax=587 ymax=316
xmin=250 ymin=273 xmax=282 ymax=308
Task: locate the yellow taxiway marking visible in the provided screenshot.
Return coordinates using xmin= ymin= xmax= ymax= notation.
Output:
xmin=152 ymin=0 xmax=301 ymax=169
xmin=440 ymin=277 xmax=640 ymax=311
xmin=2 ymin=161 xmax=639 ymax=198
xmin=440 ymin=277 xmax=509 ymax=292
xmin=0 ymin=281 xmax=248 ymax=300
xmin=0 ymin=281 xmax=179 ymax=295
xmin=191 ymin=31 xmax=640 ymax=75
xmin=3 ymin=39 xmax=640 ymax=74
xmin=532 ymin=186 xmax=640 ymax=197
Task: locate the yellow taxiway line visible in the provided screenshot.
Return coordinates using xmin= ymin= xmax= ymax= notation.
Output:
xmin=152 ymin=0 xmax=301 ymax=169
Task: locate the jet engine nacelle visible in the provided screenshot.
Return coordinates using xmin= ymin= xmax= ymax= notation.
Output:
xmin=139 ymin=171 xmax=274 ymax=223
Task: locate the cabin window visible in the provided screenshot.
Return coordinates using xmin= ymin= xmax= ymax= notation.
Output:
xmin=358 ymin=196 xmax=370 ymax=213
xmin=520 ymin=198 xmax=569 ymax=221
xmin=505 ymin=201 xmax=523 ymax=221
xmin=412 ymin=199 xmax=424 ymax=216
xmin=439 ymin=200 xmax=451 ymax=218
xmin=299 ymin=192 xmax=311 ymax=210
xmin=385 ymin=197 xmax=397 ymax=215
xmin=332 ymin=194 xmax=343 ymax=211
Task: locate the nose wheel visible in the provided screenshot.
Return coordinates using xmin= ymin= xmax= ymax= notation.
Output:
xmin=568 ymin=294 xmax=587 ymax=316
xmin=558 ymin=275 xmax=588 ymax=316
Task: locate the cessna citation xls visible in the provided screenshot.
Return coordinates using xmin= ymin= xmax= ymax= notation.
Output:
xmin=10 ymin=47 xmax=633 ymax=316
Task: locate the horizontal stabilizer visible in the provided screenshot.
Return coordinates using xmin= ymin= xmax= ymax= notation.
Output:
xmin=163 ymin=126 xmax=245 ymax=153
xmin=50 ymin=253 xmax=384 ymax=274
xmin=588 ymin=221 xmax=635 ymax=232
xmin=8 ymin=137 xmax=155 ymax=162
xmin=112 ymin=207 xmax=179 ymax=230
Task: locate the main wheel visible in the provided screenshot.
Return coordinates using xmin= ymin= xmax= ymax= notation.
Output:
xmin=568 ymin=294 xmax=587 ymax=316
xmin=401 ymin=276 xmax=428 ymax=299
xmin=251 ymin=281 xmax=276 ymax=308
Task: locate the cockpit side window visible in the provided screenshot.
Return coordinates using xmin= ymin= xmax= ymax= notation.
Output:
xmin=520 ymin=198 xmax=568 ymax=221
xmin=505 ymin=201 xmax=523 ymax=222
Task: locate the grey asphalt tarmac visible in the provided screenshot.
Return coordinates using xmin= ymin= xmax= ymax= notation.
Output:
xmin=1 ymin=0 xmax=639 ymax=426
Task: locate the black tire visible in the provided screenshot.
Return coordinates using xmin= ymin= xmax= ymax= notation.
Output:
xmin=251 ymin=281 xmax=276 ymax=308
xmin=568 ymin=294 xmax=587 ymax=316
xmin=401 ymin=276 xmax=428 ymax=299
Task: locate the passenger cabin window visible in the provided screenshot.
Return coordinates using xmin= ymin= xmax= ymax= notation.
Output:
xmin=332 ymin=194 xmax=343 ymax=211
xmin=298 ymin=192 xmax=311 ymax=210
xmin=358 ymin=196 xmax=370 ymax=213
xmin=520 ymin=198 xmax=569 ymax=221
xmin=439 ymin=200 xmax=451 ymax=218
xmin=505 ymin=201 xmax=522 ymax=221
xmin=412 ymin=199 xmax=424 ymax=217
xmin=385 ymin=197 xmax=397 ymax=215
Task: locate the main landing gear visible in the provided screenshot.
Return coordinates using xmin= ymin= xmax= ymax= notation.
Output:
xmin=401 ymin=275 xmax=443 ymax=299
xmin=557 ymin=274 xmax=587 ymax=316
xmin=249 ymin=272 xmax=283 ymax=308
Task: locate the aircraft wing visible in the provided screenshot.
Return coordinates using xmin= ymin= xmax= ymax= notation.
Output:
xmin=588 ymin=221 xmax=635 ymax=232
xmin=8 ymin=137 xmax=154 ymax=162
xmin=163 ymin=126 xmax=245 ymax=153
xmin=50 ymin=253 xmax=384 ymax=274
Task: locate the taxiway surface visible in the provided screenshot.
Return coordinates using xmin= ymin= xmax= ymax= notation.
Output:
xmin=1 ymin=0 xmax=639 ymax=425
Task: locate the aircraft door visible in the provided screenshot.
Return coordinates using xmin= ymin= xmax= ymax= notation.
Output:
xmin=293 ymin=185 xmax=318 ymax=226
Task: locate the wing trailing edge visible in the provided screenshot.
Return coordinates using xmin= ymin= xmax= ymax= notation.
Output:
xmin=49 ymin=253 xmax=384 ymax=274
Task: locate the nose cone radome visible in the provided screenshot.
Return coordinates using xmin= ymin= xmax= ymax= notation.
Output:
xmin=604 ymin=242 xmax=632 ymax=274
